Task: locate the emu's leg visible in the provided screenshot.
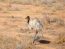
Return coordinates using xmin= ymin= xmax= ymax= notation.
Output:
xmin=33 ymin=30 xmax=38 ymax=44
xmin=41 ymin=31 xmax=43 ymax=38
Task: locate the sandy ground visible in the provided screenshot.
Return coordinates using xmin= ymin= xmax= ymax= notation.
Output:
xmin=0 ymin=0 xmax=65 ymax=49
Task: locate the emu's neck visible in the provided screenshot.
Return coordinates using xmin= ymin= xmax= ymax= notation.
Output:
xmin=27 ymin=18 xmax=30 ymax=24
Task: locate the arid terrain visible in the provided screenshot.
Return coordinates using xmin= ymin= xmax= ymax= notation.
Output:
xmin=0 ymin=0 xmax=65 ymax=49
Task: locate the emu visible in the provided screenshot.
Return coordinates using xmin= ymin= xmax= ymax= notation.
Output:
xmin=25 ymin=16 xmax=43 ymax=44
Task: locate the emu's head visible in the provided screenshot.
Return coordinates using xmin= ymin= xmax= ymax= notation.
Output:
xmin=25 ymin=16 xmax=30 ymax=24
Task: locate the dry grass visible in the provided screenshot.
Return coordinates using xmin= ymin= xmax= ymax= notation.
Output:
xmin=0 ymin=0 xmax=65 ymax=49
xmin=56 ymin=33 xmax=65 ymax=44
xmin=0 ymin=35 xmax=17 ymax=49
xmin=46 ymin=17 xmax=65 ymax=27
xmin=0 ymin=0 xmax=62 ymax=6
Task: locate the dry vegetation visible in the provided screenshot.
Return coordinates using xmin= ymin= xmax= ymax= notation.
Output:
xmin=0 ymin=0 xmax=65 ymax=49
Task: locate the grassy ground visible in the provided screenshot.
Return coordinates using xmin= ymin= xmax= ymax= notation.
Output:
xmin=0 ymin=0 xmax=65 ymax=49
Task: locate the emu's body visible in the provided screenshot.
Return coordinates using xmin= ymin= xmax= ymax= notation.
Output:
xmin=25 ymin=16 xmax=43 ymax=44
